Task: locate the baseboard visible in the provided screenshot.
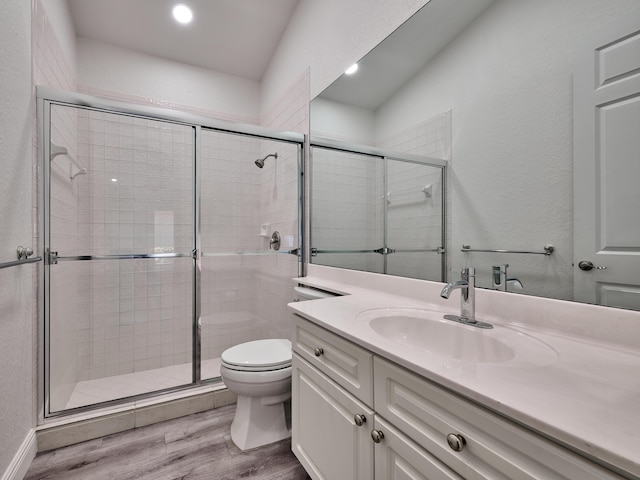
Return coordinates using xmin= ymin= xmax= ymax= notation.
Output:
xmin=1 ymin=429 xmax=37 ymax=480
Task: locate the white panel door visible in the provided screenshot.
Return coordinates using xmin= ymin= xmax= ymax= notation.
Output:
xmin=574 ymin=11 xmax=640 ymax=309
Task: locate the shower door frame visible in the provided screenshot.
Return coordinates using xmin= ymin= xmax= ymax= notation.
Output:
xmin=309 ymin=137 xmax=448 ymax=280
xmin=37 ymin=86 xmax=305 ymax=420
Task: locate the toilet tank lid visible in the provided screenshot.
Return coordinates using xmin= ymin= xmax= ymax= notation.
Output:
xmin=221 ymin=339 xmax=292 ymax=368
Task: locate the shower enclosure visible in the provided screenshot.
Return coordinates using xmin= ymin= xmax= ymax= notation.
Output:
xmin=310 ymin=140 xmax=446 ymax=281
xmin=38 ymin=88 xmax=304 ymax=417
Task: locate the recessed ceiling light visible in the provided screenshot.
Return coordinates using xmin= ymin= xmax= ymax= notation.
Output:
xmin=345 ymin=63 xmax=359 ymax=75
xmin=172 ymin=4 xmax=193 ymax=24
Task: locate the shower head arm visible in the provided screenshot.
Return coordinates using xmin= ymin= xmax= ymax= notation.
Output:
xmin=255 ymin=152 xmax=278 ymax=168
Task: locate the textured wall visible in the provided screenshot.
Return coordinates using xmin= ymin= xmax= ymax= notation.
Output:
xmin=77 ymin=38 xmax=261 ymax=125
xmin=375 ymin=0 xmax=638 ymax=299
xmin=0 ymin=0 xmax=35 ymax=474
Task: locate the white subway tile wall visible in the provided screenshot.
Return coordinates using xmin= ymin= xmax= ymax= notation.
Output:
xmin=259 ymin=71 xmax=309 ymax=341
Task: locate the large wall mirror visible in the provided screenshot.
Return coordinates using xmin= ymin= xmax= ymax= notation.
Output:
xmin=309 ymin=0 xmax=640 ymax=311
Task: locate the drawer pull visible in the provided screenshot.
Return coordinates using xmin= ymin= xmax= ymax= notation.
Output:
xmin=446 ymin=433 xmax=466 ymax=452
xmin=371 ymin=429 xmax=384 ymax=443
xmin=314 ymin=347 xmax=324 ymax=357
xmin=354 ymin=414 xmax=366 ymax=426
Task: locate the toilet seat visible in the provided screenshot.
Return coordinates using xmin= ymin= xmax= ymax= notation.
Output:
xmin=221 ymin=339 xmax=292 ymax=372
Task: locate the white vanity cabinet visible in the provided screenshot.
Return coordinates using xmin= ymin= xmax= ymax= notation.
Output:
xmin=292 ymin=315 xmax=375 ymax=479
xmin=292 ymin=354 xmax=374 ymax=479
xmin=292 ymin=315 xmax=625 ymax=480
xmin=374 ymin=357 xmax=622 ymax=480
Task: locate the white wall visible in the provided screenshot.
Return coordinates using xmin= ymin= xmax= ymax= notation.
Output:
xmin=374 ymin=0 xmax=638 ymax=299
xmin=77 ymin=38 xmax=261 ymax=124
xmin=311 ymin=98 xmax=376 ymax=145
xmin=260 ymin=0 xmax=430 ymax=115
xmin=0 ymin=0 xmax=36 ymax=475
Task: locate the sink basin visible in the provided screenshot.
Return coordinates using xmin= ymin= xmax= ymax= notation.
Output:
xmin=357 ymin=308 xmax=556 ymax=366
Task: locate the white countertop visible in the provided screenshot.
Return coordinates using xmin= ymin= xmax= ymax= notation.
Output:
xmin=288 ymin=268 xmax=640 ymax=479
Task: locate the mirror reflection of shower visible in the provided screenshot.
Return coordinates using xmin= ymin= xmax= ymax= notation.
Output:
xmin=255 ymin=152 xmax=277 ymax=168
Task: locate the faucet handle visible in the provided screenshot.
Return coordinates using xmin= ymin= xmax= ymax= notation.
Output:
xmin=460 ymin=267 xmax=475 ymax=279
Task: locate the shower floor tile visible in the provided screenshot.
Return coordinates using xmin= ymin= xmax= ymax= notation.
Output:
xmin=66 ymin=358 xmax=222 ymax=409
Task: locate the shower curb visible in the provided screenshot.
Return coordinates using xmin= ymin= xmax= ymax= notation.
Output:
xmin=35 ymin=387 xmax=236 ymax=452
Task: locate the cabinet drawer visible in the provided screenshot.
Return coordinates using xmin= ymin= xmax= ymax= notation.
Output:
xmin=292 ymin=354 xmax=374 ymax=480
xmin=293 ymin=314 xmax=373 ymax=406
xmin=374 ymin=357 xmax=623 ymax=480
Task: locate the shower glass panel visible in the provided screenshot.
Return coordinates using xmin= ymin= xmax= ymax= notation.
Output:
xmin=310 ymin=147 xmax=385 ymax=274
xmin=199 ymin=129 xmax=302 ymax=381
xmin=310 ymin=144 xmax=445 ymax=281
xmin=386 ymin=159 xmax=444 ymax=281
xmin=46 ymin=104 xmax=195 ymax=413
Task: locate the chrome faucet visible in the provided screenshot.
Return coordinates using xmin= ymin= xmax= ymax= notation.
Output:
xmin=491 ymin=264 xmax=524 ymax=292
xmin=440 ymin=267 xmax=492 ymax=329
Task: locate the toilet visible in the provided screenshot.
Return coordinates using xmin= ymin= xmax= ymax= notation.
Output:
xmin=220 ymin=338 xmax=292 ymax=451
xmin=221 ymin=287 xmax=337 ymax=451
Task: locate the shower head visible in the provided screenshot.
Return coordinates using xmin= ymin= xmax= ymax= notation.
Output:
xmin=255 ymin=152 xmax=278 ymax=168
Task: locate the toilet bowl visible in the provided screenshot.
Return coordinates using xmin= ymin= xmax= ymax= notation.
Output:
xmin=220 ymin=338 xmax=292 ymax=451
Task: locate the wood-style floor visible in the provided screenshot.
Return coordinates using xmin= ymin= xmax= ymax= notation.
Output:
xmin=25 ymin=405 xmax=311 ymax=480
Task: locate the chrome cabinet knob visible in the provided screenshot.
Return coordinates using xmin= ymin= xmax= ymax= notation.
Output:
xmin=578 ymin=260 xmax=607 ymax=271
xmin=354 ymin=414 xmax=366 ymax=426
xmin=446 ymin=433 xmax=466 ymax=452
xmin=314 ymin=347 xmax=324 ymax=357
xmin=371 ymin=429 xmax=384 ymax=443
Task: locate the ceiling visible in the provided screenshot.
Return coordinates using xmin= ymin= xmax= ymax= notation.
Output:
xmin=67 ymin=0 xmax=300 ymax=82
xmin=317 ymin=0 xmax=495 ymax=110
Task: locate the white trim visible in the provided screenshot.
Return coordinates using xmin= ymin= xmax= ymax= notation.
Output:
xmin=1 ymin=429 xmax=37 ymax=480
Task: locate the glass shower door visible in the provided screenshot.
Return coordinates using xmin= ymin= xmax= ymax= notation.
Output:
xmin=198 ymin=128 xmax=302 ymax=381
xmin=310 ymin=146 xmax=385 ymax=274
xmin=385 ymin=158 xmax=445 ymax=281
xmin=45 ymin=103 xmax=196 ymax=413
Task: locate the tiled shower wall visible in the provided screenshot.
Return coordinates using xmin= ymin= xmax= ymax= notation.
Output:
xmin=33 ymin=0 xmax=79 ymax=410
xmin=311 ymin=148 xmax=383 ymax=274
xmin=378 ymin=111 xmax=451 ymax=280
xmin=47 ymin=102 xmax=81 ymax=410
xmin=309 ymin=110 xmax=451 ymax=280
xmin=258 ymin=71 xmax=309 ymax=340
xmin=71 ymin=109 xmax=194 ymax=383
xmin=199 ymin=129 xmax=264 ymax=362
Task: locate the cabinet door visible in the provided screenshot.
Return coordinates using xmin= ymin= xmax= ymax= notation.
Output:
xmin=374 ymin=417 xmax=464 ymax=480
xmin=292 ymin=353 xmax=374 ymax=480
